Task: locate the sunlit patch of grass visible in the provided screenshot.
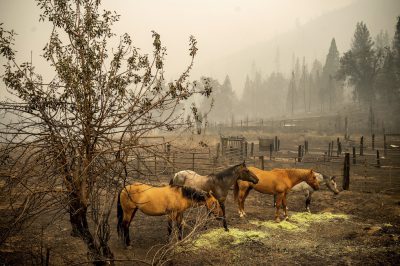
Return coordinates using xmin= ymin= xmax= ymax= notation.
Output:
xmin=189 ymin=228 xmax=268 ymax=250
xmin=290 ymin=212 xmax=349 ymax=224
xmin=251 ymin=212 xmax=349 ymax=232
xmin=250 ymin=220 xmax=301 ymax=231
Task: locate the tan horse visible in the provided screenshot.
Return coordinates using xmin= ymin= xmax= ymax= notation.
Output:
xmin=234 ymin=167 xmax=320 ymax=222
xmin=117 ymin=183 xmax=223 ymax=246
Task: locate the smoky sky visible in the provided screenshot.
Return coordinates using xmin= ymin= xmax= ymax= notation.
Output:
xmin=0 ymin=0 xmax=397 ymax=95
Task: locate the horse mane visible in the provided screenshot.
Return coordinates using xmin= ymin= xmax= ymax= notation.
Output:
xmin=214 ymin=163 xmax=241 ymax=180
xmin=284 ymin=168 xmax=311 ymax=176
xmin=171 ymin=185 xmax=208 ymax=202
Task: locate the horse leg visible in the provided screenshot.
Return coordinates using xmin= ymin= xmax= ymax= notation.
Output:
xmin=176 ymin=213 xmax=184 ymax=240
xmin=220 ymin=202 xmax=229 ymax=231
xmin=273 ymin=194 xmax=277 ymax=208
xmin=305 ymin=190 xmax=312 ymax=213
xmin=167 ymin=217 xmax=173 ymax=238
xmin=123 ymin=208 xmax=137 ymax=247
xmin=239 ymin=187 xmax=251 ymax=217
xmin=282 ymin=193 xmax=288 ymax=219
xmin=275 ymin=193 xmax=284 ymax=222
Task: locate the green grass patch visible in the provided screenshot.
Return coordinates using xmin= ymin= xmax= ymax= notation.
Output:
xmin=250 ymin=220 xmax=301 ymax=231
xmin=290 ymin=212 xmax=349 ymax=224
xmin=251 ymin=212 xmax=349 ymax=232
xmin=190 ymin=228 xmax=268 ymax=249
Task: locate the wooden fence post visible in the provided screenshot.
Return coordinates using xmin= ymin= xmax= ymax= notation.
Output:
xmin=259 ymin=156 xmax=264 ymax=170
xmin=352 ymin=147 xmax=356 ymax=164
xmin=275 ymin=136 xmax=278 ymax=151
xmin=172 ymin=152 xmax=176 ymax=174
xmin=244 ymin=141 xmax=248 ymax=159
xmin=192 ymin=153 xmax=195 ymax=171
xmin=343 ymin=153 xmax=350 ymax=190
xmin=372 ymin=134 xmax=375 ymax=150
xmin=376 ymin=150 xmax=381 ymax=168
xmin=269 ymin=144 xmax=273 ymax=160
xmin=240 ymin=141 xmax=244 ymax=161
xmin=216 ymin=143 xmax=220 ymax=159
xmin=250 ymin=142 xmax=254 ymax=157
xmin=384 ymin=134 xmax=387 ymax=156
xmin=304 ymin=140 xmax=307 ymax=154
xmin=328 ymin=142 xmax=331 ymax=158
xmin=154 ymin=155 xmax=157 ymax=176
xmin=298 ymin=145 xmax=302 ymax=162
xmin=277 ymin=139 xmax=280 ymax=151
xmin=331 ymin=141 xmax=334 ymax=156
xmin=360 ymin=136 xmax=364 ymax=156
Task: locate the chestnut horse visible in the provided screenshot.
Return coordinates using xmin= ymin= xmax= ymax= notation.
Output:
xmin=234 ymin=167 xmax=320 ymax=222
xmin=273 ymin=173 xmax=339 ymax=212
xmin=117 ymin=183 xmax=223 ymax=246
xmin=170 ymin=162 xmax=259 ymax=231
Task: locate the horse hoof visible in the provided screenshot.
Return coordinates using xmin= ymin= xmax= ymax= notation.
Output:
xmin=275 ymin=218 xmax=281 ymax=223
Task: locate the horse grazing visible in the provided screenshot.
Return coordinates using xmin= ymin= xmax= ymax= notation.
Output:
xmin=170 ymin=162 xmax=259 ymax=231
xmin=274 ymin=173 xmax=339 ymax=212
xmin=117 ymin=183 xmax=223 ymax=246
xmin=234 ymin=167 xmax=320 ymax=222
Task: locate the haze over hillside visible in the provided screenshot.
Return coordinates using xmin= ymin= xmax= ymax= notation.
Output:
xmin=193 ymin=0 xmax=400 ymax=96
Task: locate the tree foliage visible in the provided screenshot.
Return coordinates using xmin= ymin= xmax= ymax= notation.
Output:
xmin=0 ymin=0 xmax=210 ymax=263
xmin=337 ymin=22 xmax=378 ymax=104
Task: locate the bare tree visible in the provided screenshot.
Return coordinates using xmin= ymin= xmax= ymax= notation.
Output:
xmin=0 ymin=0 xmax=211 ymax=264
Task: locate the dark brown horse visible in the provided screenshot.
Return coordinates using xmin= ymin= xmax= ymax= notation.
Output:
xmin=234 ymin=167 xmax=320 ymax=222
xmin=170 ymin=162 xmax=259 ymax=230
xmin=117 ymin=183 xmax=223 ymax=246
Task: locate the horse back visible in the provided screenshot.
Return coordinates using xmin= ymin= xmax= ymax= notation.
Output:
xmin=247 ymin=167 xmax=291 ymax=194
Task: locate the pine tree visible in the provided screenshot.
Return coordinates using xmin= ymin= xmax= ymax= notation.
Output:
xmin=322 ymin=38 xmax=340 ymax=110
xmin=393 ymin=16 xmax=400 ymax=80
xmin=286 ymin=72 xmax=297 ymax=115
xmin=338 ymin=22 xmax=376 ymax=104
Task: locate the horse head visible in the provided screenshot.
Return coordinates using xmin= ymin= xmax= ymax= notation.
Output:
xmin=305 ymin=169 xmax=320 ymax=190
xmin=327 ymin=175 xmax=340 ymax=194
xmin=205 ymin=191 xmax=224 ymax=218
xmin=236 ymin=161 xmax=259 ymax=184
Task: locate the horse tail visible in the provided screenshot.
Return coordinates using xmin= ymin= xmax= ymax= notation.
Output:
xmin=117 ymin=190 xmax=123 ymax=236
xmin=233 ymin=180 xmax=239 ymax=201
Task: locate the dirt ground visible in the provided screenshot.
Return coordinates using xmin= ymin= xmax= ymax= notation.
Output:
xmin=1 ymin=137 xmax=400 ymax=265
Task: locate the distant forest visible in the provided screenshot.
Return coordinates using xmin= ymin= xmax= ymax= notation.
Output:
xmin=196 ymin=17 xmax=400 ymax=124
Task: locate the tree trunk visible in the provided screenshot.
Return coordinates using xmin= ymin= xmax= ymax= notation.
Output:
xmin=69 ymin=192 xmax=114 ymax=265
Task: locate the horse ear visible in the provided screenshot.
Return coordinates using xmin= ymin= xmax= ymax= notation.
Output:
xmin=310 ymin=169 xmax=313 ymax=173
